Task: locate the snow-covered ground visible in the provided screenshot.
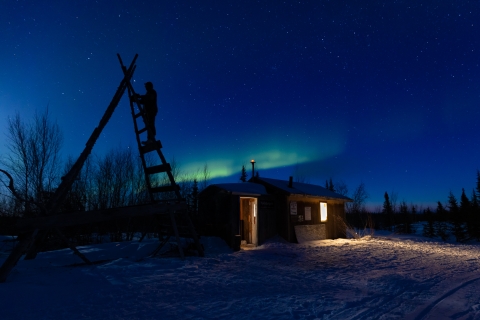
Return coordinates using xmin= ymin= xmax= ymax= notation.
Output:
xmin=1 ymin=232 xmax=480 ymax=319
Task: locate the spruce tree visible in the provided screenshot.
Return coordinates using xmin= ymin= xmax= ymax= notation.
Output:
xmin=422 ymin=207 xmax=436 ymax=238
xmin=396 ymin=201 xmax=409 ymax=234
xmin=448 ymin=192 xmax=466 ymax=242
xmin=471 ymin=189 xmax=479 ymax=208
xmin=460 ymin=188 xmax=471 ymax=213
xmin=471 ymin=189 xmax=480 ymax=240
xmin=460 ymin=188 xmax=473 ymax=239
xmin=435 ymin=202 xmax=449 ymax=241
xmin=409 ymin=204 xmax=417 ymax=234
xmin=240 ymin=165 xmax=248 ymax=182
xmin=325 ymin=178 xmax=335 ymax=191
xmin=476 ymin=170 xmax=480 ymax=199
xmin=382 ymin=192 xmax=393 ymax=231
xmin=328 ymin=178 xmax=335 ymax=192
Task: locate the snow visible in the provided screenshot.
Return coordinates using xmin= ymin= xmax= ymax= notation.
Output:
xmin=256 ymin=177 xmax=352 ymax=201
xmin=207 ymin=182 xmax=267 ymax=196
xmin=1 ymin=232 xmax=480 ymax=319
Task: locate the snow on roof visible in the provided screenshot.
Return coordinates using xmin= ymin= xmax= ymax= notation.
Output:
xmin=209 ymin=182 xmax=267 ymax=196
xmin=256 ymin=177 xmax=352 ymax=201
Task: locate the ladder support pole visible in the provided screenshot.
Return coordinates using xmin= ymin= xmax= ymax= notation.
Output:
xmin=54 ymin=228 xmax=92 ymax=265
xmin=46 ymin=54 xmax=138 ymax=216
xmin=0 ymin=54 xmax=138 ymax=283
xmin=183 ymin=211 xmax=204 ymax=257
xmin=0 ymin=230 xmax=39 ymax=283
xmin=120 ymin=53 xmax=203 ymax=259
xmin=118 ymin=54 xmax=156 ymax=203
xmin=169 ymin=211 xmax=185 ymax=259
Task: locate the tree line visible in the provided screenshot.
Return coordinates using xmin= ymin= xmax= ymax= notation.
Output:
xmin=341 ymin=172 xmax=480 ymax=243
xmin=379 ymin=172 xmax=480 ymax=242
xmin=0 ymin=110 xmax=210 ymax=219
xmin=4 ymin=110 xmax=479 ymax=244
xmin=420 ymin=173 xmax=480 ymax=242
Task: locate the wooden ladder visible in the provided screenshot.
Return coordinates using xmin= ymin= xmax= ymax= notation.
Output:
xmin=0 ymin=55 xmax=138 ymax=282
xmin=0 ymin=54 xmax=204 ymax=283
xmin=117 ymin=54 xmax=204 ymax=259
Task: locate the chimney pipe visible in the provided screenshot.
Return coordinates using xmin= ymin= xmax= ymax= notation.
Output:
xmin=250 ymin=159 xmax=255 ymax=180
xmin=288 ymin=176 xmax=293 ymax=188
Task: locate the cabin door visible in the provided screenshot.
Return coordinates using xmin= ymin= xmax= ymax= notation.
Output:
xmin=240 ymin=197 xmax=258 ymax=246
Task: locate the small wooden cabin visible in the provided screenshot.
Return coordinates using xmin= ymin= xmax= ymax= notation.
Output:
xmin=198 ymin=177 xmax=352 ymax=250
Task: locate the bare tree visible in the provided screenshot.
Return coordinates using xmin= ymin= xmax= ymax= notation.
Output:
xmin=335 ymin=180 xmax=349 ymax=196
xmin=346 ymin=182 xmax=369 ymax=214
xmin=93 ymin=152 xmax=113 ymax=209
xmin=61 ymin=156 xmax=91 ymax=212
xmin=61 ymin=146 xmax=150 ymax=212
xmin=293 ymin=163 xmax=309 ymax=183
xmin=177 ymin=171 xmax=195 ymax=200
xmin=110 ymin=148 xmax=135 ymax=208
xmin=129 ymin=155 xmax=149 ymax=205
xmin=0 ymin=193 xmax=10 ymax=216
xmin=2 ymin=109 xmax=63 ymax=215
xmin=0 ymin=168 xmax=24 ymax=216
xmin=200 ymin=163 xmax=210 ymax=191
xmin=90 ymin=148 xmax=138 ymax=209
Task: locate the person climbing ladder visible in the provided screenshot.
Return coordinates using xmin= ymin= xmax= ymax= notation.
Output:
xmin=133 ymin=81 xmax=158 ymax=145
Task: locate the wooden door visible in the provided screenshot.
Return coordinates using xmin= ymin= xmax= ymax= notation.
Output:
xmin=240 ymin=198 xmax=251 ymax=243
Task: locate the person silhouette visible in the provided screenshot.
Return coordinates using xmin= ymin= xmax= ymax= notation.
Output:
xmin=134 ymin=81 xmax=158 ymax=145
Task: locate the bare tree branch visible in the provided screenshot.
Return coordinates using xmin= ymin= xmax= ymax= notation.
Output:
xmin=0 ymin=168 xmax=18 ymax=198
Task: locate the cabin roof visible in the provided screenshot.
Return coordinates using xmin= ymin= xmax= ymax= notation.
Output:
xmin=206 ymin=182 xmax=267 ymax=196
xmin=254 ymin=177 xmax=352 ymax=201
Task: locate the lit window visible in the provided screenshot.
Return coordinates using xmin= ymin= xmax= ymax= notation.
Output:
xmin=320 ymin=202 xmax=327 ymax=222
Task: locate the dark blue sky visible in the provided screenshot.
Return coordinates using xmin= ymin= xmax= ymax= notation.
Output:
xmin=1 ymin=1 xmax=479 ymax=209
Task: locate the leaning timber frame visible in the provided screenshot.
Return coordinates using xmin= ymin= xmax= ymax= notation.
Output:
xmin=0 ymin=54 xmax=203 ymax=283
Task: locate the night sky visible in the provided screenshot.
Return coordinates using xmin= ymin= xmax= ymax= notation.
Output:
xmin=1 ymin=1 xmax=479 ymax=209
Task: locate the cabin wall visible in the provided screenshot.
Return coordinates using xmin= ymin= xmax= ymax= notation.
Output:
xmin=257 ymin=196 xmax=277 ymax=245
xmin=230 ymin=195 xmax=240 ymax=247
xmin=271 ymin=195 xmax=290 ymax=242
xmin=198 ymin=191 xmax=233 ymax=245
xmin=199 ymin=187 xmax=348 ymax=248
xmin=286 ymin=197 xmax=347 ymax=241
xmin=330 ymin=202 xmax=347 ymax=238
xmin=199 ymin=192 xmax=278 ymax=248
xmin=286 ymin=197 xmax=323 ymax=242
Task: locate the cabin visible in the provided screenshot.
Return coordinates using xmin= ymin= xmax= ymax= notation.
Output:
xmin=198 ymin=177 xmax=352 ymax=250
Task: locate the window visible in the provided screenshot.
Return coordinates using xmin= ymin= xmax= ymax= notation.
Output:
xmin=320 ymin=202 xmax=327 ymax=222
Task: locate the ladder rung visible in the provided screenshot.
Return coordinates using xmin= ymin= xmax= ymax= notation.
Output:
xmin=146 ymin=164 xmax=171 ymax=175
xmin=137 ymin=127 xmax=148 ymax=134
xmin=150 ymin=185 xmax=179 ymax=193
xmin=140 ymin=140 xmax=162 ymax=154
xmin=134 ymin=112 xmax=143 ymax=119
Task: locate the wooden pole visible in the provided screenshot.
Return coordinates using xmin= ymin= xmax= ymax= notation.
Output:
xmin=46 ymin=54 xmax=138 ymax=216
xmin=0 ymin=54 xmax=138 ymax=283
